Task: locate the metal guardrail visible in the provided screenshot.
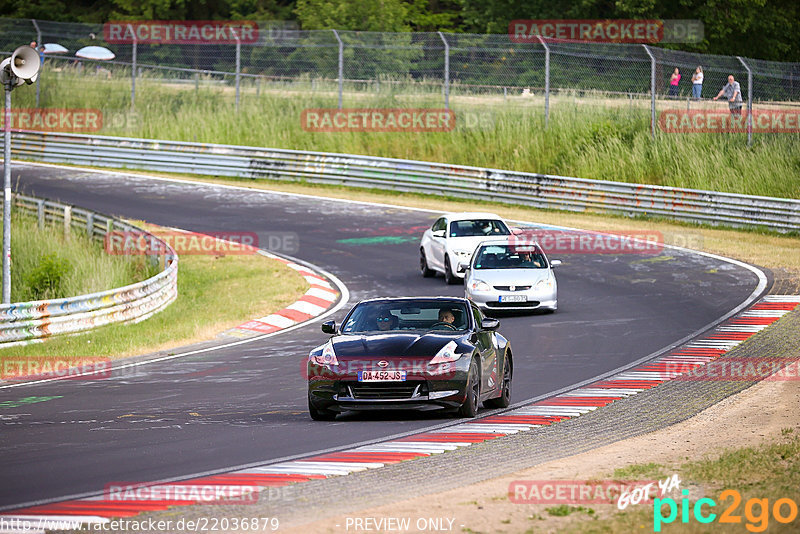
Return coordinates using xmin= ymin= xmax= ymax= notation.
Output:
xmin=7 ymin=131 xmax=800 ymax=232
xmin=0 ymin=193 xmax=178 ymax=346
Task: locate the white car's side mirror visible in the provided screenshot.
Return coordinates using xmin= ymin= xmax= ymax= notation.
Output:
xmin=432 ymin=230 xmax=446 ymax=238
xmin=550 ymin=259 xmax=562 ymax=267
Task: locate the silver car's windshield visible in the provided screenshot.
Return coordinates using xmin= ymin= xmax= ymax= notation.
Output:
xmin=341 ymin=300 xmax=469 ymax=333
xmin=449 ymin=219 xmax=510 ymax=238
xmin=474 ymin=244 xmax=548 ymax=270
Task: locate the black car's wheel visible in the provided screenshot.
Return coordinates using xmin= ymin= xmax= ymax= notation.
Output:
xmin=458 ymin=359 xmax=480 ymax=418
xmin=444 ymin=257 xmax=458 ymax=285
xmin=420 ymin=249 xmax=435 ymax=278
xmin=485 ymin=355 xmax=511 ymax=409
xmin=308 ymin=393 xmax=336 ymax=421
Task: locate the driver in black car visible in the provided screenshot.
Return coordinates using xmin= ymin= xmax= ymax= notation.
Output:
xmin=438 ymin=309 xmax=455 ymax=325
xmin=376 ymin=311 xmax=398 ymax=331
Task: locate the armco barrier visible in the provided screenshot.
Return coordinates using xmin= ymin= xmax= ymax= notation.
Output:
xmin=7 ymin=131 xmax=800 ymax=231
xmin=0 ymin=193 xmax=178 ymax=346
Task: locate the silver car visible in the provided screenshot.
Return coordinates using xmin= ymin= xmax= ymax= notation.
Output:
xmin=462 ymin=240 xmax=561 ymax=313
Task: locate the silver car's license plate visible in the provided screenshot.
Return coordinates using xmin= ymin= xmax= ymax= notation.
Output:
xmin=499 ymin=294 xmax=527 ymax=303
xmin=358 ymin=370 xmax=407 ymax=382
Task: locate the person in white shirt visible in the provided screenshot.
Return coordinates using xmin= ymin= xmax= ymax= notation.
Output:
xmin=691 ymin=66 xmax=703 ymax=99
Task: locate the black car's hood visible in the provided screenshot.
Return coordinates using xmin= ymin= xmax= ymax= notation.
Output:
xmin=331 ymin=332 xmax=466 ymax=359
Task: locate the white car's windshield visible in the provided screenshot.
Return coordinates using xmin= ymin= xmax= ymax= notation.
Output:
xmin=474 ymin=244 xmax=548 ymax=270
xmin=449 ymin=219 xmax=510 ymax=238
xmin=341 ymin=300 xmax=469 ymax=333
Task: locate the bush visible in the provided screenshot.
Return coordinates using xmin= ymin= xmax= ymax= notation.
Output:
xmin=24 ymin=254 xmax=72 ymax=300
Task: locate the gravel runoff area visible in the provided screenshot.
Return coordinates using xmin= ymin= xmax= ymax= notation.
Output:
xmin=50 ymin=270 xmax=800 ymax=534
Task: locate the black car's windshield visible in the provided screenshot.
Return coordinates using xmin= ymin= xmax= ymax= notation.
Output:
xmin=449 ymin=219 xmax=510 ymax=238
xmin=341 ymin=300 xmax=470 ymax=333
xmin=474 ymin=244 xmax=548 ymax=270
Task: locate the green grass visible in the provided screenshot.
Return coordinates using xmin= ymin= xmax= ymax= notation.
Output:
xmin=5 ymin=213 xmax=157 ymax=302
xmin=0 ymin=241 xmax=308 ymax=359
xmin=14 ymin=68 xmax=800 ymax=199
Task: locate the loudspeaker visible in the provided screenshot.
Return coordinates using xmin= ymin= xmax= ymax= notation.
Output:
xmin=0 ymin=58 xmax=24 ymax=87
xmin=10 ymin=45 xmax=41 ymax=82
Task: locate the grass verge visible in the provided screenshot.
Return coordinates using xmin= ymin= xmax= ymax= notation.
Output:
xmin=0 ymin=222 xmax=309 ymax=360
xmin=15 ymin=70 xmax=800 ymax=198
xmin=4 ymin=213 xmax=157 ymax=302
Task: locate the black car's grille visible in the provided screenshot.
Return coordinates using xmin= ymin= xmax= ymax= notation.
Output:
xmin=487 ymin=300 xmax=540 ymax=308
xmin=493 ymin=285 xmax=531 ymax=291
xmin=344 ymin=381 xmax=427 ymax=400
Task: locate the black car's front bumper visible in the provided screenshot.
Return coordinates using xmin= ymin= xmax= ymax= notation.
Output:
xmin=307 ymin=358 xmax=471 ymax=412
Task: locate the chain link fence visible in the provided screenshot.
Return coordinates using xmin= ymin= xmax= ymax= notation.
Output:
xmin=1 ymin=17 xmax=798 ymax=145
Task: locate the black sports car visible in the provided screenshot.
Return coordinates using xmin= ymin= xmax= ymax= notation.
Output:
xmin=307 ymin=297 xmax=513 ymax=420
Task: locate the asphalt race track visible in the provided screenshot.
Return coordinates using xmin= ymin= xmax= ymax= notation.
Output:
xmin=0 ymin=164 xmax=765 ymax=509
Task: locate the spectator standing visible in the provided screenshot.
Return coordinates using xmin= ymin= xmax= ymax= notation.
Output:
xmin=668 ymin=68 xmax=681 ymax=97
xmin=691 ymin=66 xmax=703 ymax=99
xmin=713 ymin=75 xmax=743 ymax=115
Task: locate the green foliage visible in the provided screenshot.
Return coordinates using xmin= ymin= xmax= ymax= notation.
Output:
xmin=295 ymin=0 xmax=410 ymax=31
xmin=23 ymin=254 xmax=71 ymax=300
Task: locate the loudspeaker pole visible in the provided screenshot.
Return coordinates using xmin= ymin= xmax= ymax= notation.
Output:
xmin=2 ymin=80 xmax=10 ymax=303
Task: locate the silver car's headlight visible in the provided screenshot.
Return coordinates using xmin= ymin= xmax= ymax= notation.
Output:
xmin=469 ymin=279 xmax=491 ymax=292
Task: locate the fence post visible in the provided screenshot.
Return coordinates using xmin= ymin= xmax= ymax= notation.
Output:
xmin=438 ymin=32 xmax=450 ymax=110
xmin=332 ymin=29 xmax=343 ymax=109
xmin=536 ymin=36 xmax=550 ymax=128
xmin=737 ymin=56 xmax=753 ymax=147
xmin=32 ymin=19 xmax=41 ymax=107
xmin=63 ymin=205 xmax=71 ymax=239
xmin=127 ymin=24 xmax=137 ymax=108
xmin=86 ymin=212 xmax=94 ymax=237
xmin=37 ymin=199 xmax=44 ymax=228
xmin=642 ymin=44 xmax=656 ymax=140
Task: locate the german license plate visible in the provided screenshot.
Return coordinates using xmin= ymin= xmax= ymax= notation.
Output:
xmin=358 ymin=370 xmax=407 ymax=382
xmin=499 ymin=294 xmax=527 ymax=303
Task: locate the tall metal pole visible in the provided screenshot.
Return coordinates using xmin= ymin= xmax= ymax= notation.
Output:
xmin=537 ymin=35 xmax=550 ymax=128
xmin=438 ymin=32 xmax=449 ymax=110
xmin=3 ymin=83 xmax=11 ymax=303
xmin=232 ymin=27 xmax=241 ymax=112
xmin=32 ymin=19 xmax=41 ymax=107
xmin=737 ymin=56 xmax=753 ymax=147
xmin=332 ymin=30 xmax=343 ymax=109
xmin=642 ymin=44 xmax=656 ymax=140
xmin=128 ymin=24 xmax=136 ymax=108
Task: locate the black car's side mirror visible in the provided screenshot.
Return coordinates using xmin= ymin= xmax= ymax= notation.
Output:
xmin=480 ymin=318 xmax=500 ymax=331
xmin=321 ymin=321 xmax=336 ymax=334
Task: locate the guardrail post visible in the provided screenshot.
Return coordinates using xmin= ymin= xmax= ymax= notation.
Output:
xmin=32 ymin=19 xmax=42 ymax=108
xmin=642 ymin=44 xmax=656 ymax=140
xmin=37 ymin=199 xmax=44 ymax=228
xmin=332 ymin=29 xmax=343 ymax=109
xmin=536 ymin=36 xmax=551 ymax=128
xmin=127 ymin=24 xmax=137 ymax=108
xmin=737 ymin=56 xmax=753 ymax=147
xmin=63 ymin=205 xmax=71 ymax=239
xmin=438 ymin=32 xmax=450 ymax=110
xmin=86 ymin=212 xmax=94 ymax=237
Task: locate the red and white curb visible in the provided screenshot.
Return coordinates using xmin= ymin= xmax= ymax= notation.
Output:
xmin=225 ymin=253 xmax=340 ymax=337
xmin=3 ymin=295 xmax=798 ymax=530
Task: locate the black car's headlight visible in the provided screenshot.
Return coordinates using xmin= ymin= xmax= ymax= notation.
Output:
xmin=429 ymin=340 xmax=464 ymax=365
xmin=311 ymin=341 xmax=339 ymax=366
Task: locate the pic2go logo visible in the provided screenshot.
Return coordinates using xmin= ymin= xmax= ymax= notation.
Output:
xmin=654 ymin=489 xmax=799 ymax=532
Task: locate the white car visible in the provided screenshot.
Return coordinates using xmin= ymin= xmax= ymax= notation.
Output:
xmin=463 ymin=239 xmax=560 ymax=313
xmin=419 ymin=212 xmax=512 ymax=284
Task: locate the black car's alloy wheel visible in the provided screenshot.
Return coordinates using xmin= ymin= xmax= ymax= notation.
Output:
xmin=485 ymin=356 xmax=511 ymax=408
xmin=458 ymin=359 xmax=480 ymax=418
